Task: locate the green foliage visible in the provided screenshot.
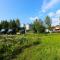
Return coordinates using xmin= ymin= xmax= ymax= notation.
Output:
xmin=0 ymin=34 xmax=41 ymax=60
xmin=15 ymin=18 xmax=20 ymax=28
xmin=0 ymin=33 xmax=60 ymax=60
xmin=1 ymin=20 xmax=9 ymax=29
xmin=0 ymin=19 xmax=20 ymax=31
xmin=32 ymin=19 xmax=45 ymax=33
xmin=0 ymin=23 xmax=2 ymax=30
xmin=14 ymin=33 xmax=60 ymax=60
xmin=9 ymin=19 xmax=17 ymax=29
xmin=15 ymin=18 xmax=20 ymax=32
xmin=45 ymin=16 xmax=51 ymax=29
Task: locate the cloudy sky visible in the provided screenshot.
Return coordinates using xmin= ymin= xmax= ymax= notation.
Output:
xmin=0 ymin=0 xmax=60 ymax=26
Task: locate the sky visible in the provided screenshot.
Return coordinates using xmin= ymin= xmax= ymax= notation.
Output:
xmin=0 ymin=0 xmax=60 ymax=26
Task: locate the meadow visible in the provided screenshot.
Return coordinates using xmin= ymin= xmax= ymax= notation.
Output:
xmin=0 ymin=33 xmax=60 ymax=60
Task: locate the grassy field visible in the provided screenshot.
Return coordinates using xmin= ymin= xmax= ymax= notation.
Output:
xmin=0 ymin=33 xmax=60 ymax=60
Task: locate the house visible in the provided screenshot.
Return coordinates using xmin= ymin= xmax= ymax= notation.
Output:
xmin=20 ymin=24 xmax=30 ymax=34
xmin=25 ymin=24 xmax=30 ymax=31
xmin=52 ymin=25 xmax=60 ymax=32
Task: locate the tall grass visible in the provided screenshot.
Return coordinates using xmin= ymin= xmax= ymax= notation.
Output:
xmin=0 ymin=34 xmax=41 ymax=60
xmin=0 ymin=33 xmax=60 ymax=60
xmin=14 ymin=33 xmax=60 ymax=60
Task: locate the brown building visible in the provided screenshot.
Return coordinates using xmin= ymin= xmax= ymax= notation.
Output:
xmin=52 ymin=25 xmax=60 ymax=32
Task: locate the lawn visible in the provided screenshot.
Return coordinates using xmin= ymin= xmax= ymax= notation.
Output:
xmin=0 ymin=33 xmax=60 ymax=60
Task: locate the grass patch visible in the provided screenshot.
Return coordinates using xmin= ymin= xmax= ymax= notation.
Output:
xmin=0 ymin=33 xmax=60 ymax=60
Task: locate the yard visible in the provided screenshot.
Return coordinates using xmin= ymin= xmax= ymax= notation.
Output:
xmin=0 ymin=33 xmax=60 ymax=60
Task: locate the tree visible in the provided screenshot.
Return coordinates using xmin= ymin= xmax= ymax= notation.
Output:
xmin=0 ymin=19 xmax=20 ymax=31
xmin=4 ymin=20 xmax=9 ymax=29
xmin=45 ymin=16 xmax=51 ymax=29
xmin=12 ymin=19 xmax=16 ymax=29
xmin=15 ymin=18 xmax=20 ymax=32
xmin=1 ymin=20 xmax=9 ymax=29
xmin=32 ymin=19 xmax=45 ymax=33
xmin=9 ymin=20 xmax=13 ymax=29
xmin=0 ymin=22 xmax=2 ymax=30
xmin=15 ymin=18 xmax=20 ymax=28
xmin=9 ymin=19 xmax=17 ymax=29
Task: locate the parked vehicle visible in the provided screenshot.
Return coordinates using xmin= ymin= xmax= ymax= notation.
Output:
xmin=20 ymin=27 xmax=25 ymax=34
xmin=7 ymin=29 xmax=16 ymax=34
xmin=0 ymin=29 xmax=8 ymax=34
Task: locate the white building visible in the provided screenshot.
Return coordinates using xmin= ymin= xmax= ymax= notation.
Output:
xmin=25 ymin=24 xmax=30 ymax=31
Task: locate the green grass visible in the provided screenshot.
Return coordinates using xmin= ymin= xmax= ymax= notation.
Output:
xmin=0 ymin=33 xmax=60 ymax=60
xmin=13 ymin=33 xmax=60 ymax=60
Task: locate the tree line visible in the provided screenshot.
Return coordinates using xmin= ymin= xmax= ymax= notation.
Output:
xmin=0 ymin=18 xmax=20 ymax=32
xmin=0 ymin=16 xmax=51 ymax=33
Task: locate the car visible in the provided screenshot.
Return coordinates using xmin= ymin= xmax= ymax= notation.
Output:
xmin=0 ymin=29 xmax=8 ymax=34
xmin=20 ymin=27 xmax=25 ymax=34
xmin=7 ymin=29 xmax=16 ymax=34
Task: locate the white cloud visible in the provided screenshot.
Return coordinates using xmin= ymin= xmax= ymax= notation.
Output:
xmin=55 ymin=10 xmax=60 ymax=17
xmin=29 ymin=16 xmax=39 ymax=22
xmin=48 ymin=9 xmax=60 ymax=26
xmin=56 ymin=10 xmax=60 ymax=14
xmin=52 ymin=17 xmax=59 ymax=26
xmin=41 ymin=0 xmax=60 ymax=13
xmin=48 ymin=9 xmax=60 ymax=17
xmin=48 ymin=12 xmax=55 ymax=17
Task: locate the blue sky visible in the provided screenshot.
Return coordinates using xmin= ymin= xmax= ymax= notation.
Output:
xmin=0 ymin=0 xmax=60 ymax=25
